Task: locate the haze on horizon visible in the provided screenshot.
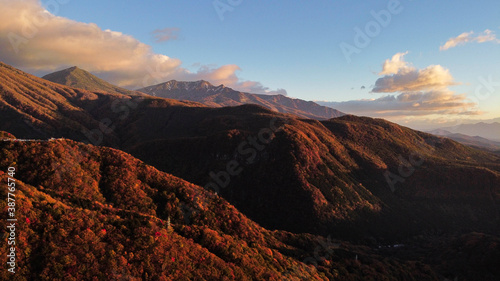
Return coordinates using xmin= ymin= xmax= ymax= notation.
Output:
xmin=0 ymin=0 xmax=499 ymax=130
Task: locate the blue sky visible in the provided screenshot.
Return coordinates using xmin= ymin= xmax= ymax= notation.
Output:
xmin=1 ymin=0 xmax=499 ymax=129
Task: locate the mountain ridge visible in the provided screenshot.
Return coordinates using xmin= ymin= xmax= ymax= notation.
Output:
xmin=0 ymin=138 xmax=333 ymax=280
xmin=137 ymin=79 xmax=345 ymax=120
xmin=428 ymin=129 xmax=500 ymax=151
xmin=3 ymin=61 xmax=500 ymax=241
xmin=435 ymin=122 xmax=500 ymax=142
xmin=0 ymin=61 xmax=205 ymax=143
xmin=2 ymin=62 xmax=500 ymax=279
xmin=3 ymin=61 xmax=500 ymax=240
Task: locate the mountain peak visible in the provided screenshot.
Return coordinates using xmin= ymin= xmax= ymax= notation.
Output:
xmin=42 ymin=66 xmax=142 ymax=96
xmin=168 ymin=79 xmax=214 ymax=87
xmin=196 ymin=80 xmax=215 ymax=88
xmin=151 ymin=80 xmax=219 ymax=93
xmin=46 ymin=66 xmax=82 ymax=77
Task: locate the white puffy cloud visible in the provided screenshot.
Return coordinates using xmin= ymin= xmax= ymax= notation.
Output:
xmin=373 ymin=52 xmax=456 ymax=93
xmin=379 ymin=51 xmax=410 ymax=75
xmin=440 ymin=29 xmax=500 ymax=51
xmin=0 ymin=0 xmax=284 ymax=95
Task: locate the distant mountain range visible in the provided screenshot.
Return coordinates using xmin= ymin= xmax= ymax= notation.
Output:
xmin=2 ymin=61 xmax=500 ymax=280
xmin=137 ymin=80 xmax=345 ymax=120
xmin=429 ymin=129 xmax=500 ymax=152
xmin=434 ymin=122 xmax=500 ymax=142
xmin=42 ymin=66 xmax=145 ymax=96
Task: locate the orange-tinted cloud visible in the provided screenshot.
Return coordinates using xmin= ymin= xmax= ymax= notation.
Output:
xmin=318 ymin=90 xmax=480 ymax=117
xmin=379 ymin=51 xmax=410 ymax=75
xmin=319 ymin=52 xmax=479 ymax=118
xmin=440 ymin=29 xmax=500 ymax=51
xmin=0 ymin=0 xmax=285 ymax=95
xmin=373 ymin=52 xmax=456 ymax=93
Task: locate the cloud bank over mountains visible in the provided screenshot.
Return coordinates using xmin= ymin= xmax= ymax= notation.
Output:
xmin=0 ymin=0 xmax=285 ymax=95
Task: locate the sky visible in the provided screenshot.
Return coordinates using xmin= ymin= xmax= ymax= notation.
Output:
xmin=0 ymin=0 xmax=499 ymax=130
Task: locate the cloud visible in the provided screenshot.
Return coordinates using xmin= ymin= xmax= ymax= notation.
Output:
xmin=318 ymin=90 xmax=480 ymax=117
xmin=373 ymin=52 xmax=456 ymax=93
xmin=440 ymin=29 xmax=500 ymax=51
xmin=319 ymin=52 xmax=479 ymax=119
xmin=379 ymin=51 xmax=410 ymax=75
xmin=152 ymin=27 xmax=180 ymax=43
xmin=0 ymin=0 xmax=283 ymax=95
